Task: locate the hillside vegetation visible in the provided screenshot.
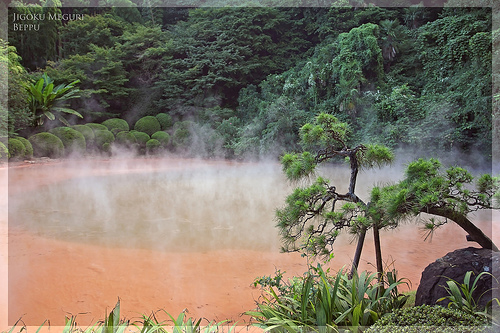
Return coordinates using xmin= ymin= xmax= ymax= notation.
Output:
xmin=3 ymin=2 xmax=497 ymax=163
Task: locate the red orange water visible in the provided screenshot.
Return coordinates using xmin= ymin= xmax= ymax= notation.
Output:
xmin=2 ymin=158 xmax=498 ymax=329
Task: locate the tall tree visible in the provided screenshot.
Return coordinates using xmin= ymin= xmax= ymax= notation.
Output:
xmin=8 ymin=1 xmax=62 ymax=70
xmin=155 ymin=7 xmax=314 ymax=112
xmin=2 ymin=40 xmax=32 ymax=136
xmin=59 ymin=13 xmax=126 ymax=58
xmin=370 ymin=158 xmax=499 ymax=252
xmin=276 ymin=112 xmax=394 ymax=275
xmin=44 ymin=44 xmax=130 ymax=120
xmin=415 ymin=8 xmax=492 ymax=154
xmin=379 ymin=19 xmax=406 ymax=71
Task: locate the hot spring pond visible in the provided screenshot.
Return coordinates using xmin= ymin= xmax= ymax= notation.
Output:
xmin=7 ymin=158 xmax=495 ymax=326
xmin=9 ymin=161 xmax=288 ymax=252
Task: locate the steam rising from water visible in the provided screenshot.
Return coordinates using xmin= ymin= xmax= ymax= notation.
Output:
xmin=7 ymin=157 xmax=498 ymax=326
xmin=9 ymin=161 xmax=292 ymax=252
xmin=9 ymin=157 xmax=410 ymax=255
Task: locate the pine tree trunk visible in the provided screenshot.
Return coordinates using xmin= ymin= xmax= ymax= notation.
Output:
xmin=350 ymin=227 xmax=366 ymax=277
xmin=427 ymin=207 xmax=499 ymax=252
xmin=373 ymin=224 xmax=384 ymax=293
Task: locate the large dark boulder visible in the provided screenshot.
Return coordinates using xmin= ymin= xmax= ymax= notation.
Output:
xmin=416 ymin=247 xmax=500 ymax=309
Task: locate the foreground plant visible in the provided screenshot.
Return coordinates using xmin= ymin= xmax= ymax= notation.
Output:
xmin=6 ymin=300 xmax=237 ymax=333
xmin=364 ymin=305 xmax=491 ymax=333
xmin=247 ymin=263 xmax=409 ymax=333
xmin=27 ymin=73 xmax=82 ymax=127
xmin=437 ymin=271 xmax=500 ymax=322
xmin=136 ymin=310 xmax=236 ymax=333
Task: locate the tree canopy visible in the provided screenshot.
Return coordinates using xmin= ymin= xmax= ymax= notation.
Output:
xmin=277 ymin=113 xmax=393 ymax=276
xmin=5 ymin=4 xmax=495 ymax=162
xmin=370 ymin=158 xmax=499 ymax=251
xmin=277 ymin=114 xmax=498 ymax=279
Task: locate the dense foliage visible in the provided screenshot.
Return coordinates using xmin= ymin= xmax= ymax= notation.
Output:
xmin=4 ymin=4 xmax=495 ymax=161
xmin=276 ymin=113 xmax=393 ymax=262
xmin=369 ymin=158 xmax=499 ymax=251
xmin=247 ymin=263 xmax=410 ymax=331
xmin=364 ymin=305 xmax=489 ymax=333
xmin=28 ymin=132 xmax=65 ymax=158
xmin=49 ymin=126 xmax=86 ymax=155
xmin=7 ymin=137 xmax=26 ymax=160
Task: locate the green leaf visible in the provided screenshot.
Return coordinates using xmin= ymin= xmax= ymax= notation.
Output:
xmin=43 ymin=83 xmax=54 ymax=101
xmin=34 ymin=78 xmax=44 ymax=93
xmin=43 ymin=111 xmax=55 ymax=121
xmin=51 ymin=107 xmax=83 ymax=118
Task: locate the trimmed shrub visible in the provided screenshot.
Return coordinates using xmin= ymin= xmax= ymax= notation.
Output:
xmin=134 ymin=116 xmax=161 ymax=136
xmin=156 ymin=113 xmax=173 ymax=130
xmin=364 ymin=305 xmax=489 ymax=333
xmin=14 ymin=137 xmax=33 ymax=159
xmin=94 ymin=129 xmax=115 ymax=152
xmin=85 ymin=123 xmax=107 ymax=132
xmin=102 ymin=118 xmax=129 ymax=133
xmin=72 ymin=124 xmax=95 ymax=149
xmin=102 ymin=142 xmax=111 ymax=153
xmin=49 ymin=127 xmax=86 ymax=156
xmin=130 ymin=130 xmax=150 ymax=145
xmin=146 ymin=139 xmax=160 ymax=153
xmin=130 ymin=130 xmax=150 ymax=155
xmin=115 ymin=131 xmax=137 ymax=147
xmin=151 ymin=131 xmax=170 ymax=146
xmin=28 ymin=132 xmax=65 ymax=158
xmin=0 ymin=142 xmax=7 ymax=160
xmin=171 ymin=121 xmax=195 ymax=150
xmin=110 ymin=128 xmax=124 ymax=136
xmin=8 ymin=138 xmax=26 ymax=160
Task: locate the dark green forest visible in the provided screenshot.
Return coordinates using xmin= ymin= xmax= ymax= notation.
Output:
xmin=2 ymin=0 xmax=498 ymax=163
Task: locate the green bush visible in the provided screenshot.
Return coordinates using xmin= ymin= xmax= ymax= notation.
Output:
xmin=248 ymin=264 xmax=409 ymax=330
xmin=172 ymin=121 xmax=193 ymax=149
xmin=364 ymin=305 xmax=490 ymax=333
xmin=146 ymin=138 xmax=160 ymax=153
xmin=134 ymin=116 xmax=161 ymax=136
xmin=102 ymin=142 xmax=112 ymax=153
xmin=49 ymin=127 xmax=87 ymax=156
xmin=85 ymin=123 xmax=108 ymax=132
xmin=15 ymin=137 xmax=34 ymax=158
xmin=151 ymin=131 xmax=170 ymax=146
xmin=156 ymin=113 xmax=173 ymax=130
xmin=130 ymin=130 xmax=150 ymax=145
xmin=72 ymin=124 xmax=95 ymax=149
xmin=28 ymin=132 xmax=65 ymax=158
xmin=93 ymin=129 xmax=115 ymax=152
xmin=102 ymin=118 xmax=129 ymax=133
xmin=130 ymin=130 xmax=150 ymax=155
xmin=8 ymin=138 xmax=26 ymax=160
xmin=0 ymin=142 xmax=7 ymax=160
xmin=110 ymin=128 xmax=124 ymax=136
xmin=115 ymin=131 xmax=137 ymax=147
